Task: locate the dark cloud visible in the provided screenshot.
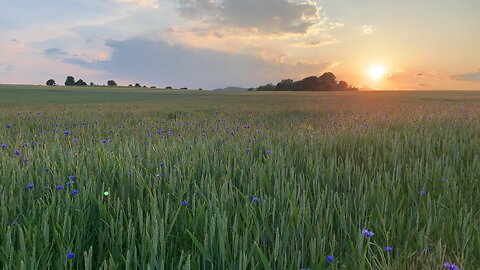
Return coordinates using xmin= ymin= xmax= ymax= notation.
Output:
xmin=63 ymin=38 xmax=330 ymax=88
xmin=44 ymin=48 xmax=68 ymax=59
xmin=177 ymin=0 xmax=321 ymax=34
xmin=452 ymin=71 xmax=480 ymax=81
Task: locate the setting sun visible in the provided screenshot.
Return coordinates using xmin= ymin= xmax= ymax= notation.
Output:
xmin=368 ymin=66 xmax=386 ymax=81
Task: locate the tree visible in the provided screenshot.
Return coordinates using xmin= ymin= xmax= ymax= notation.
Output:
xmin=75 ymin=79 xmax=87 ymax=86
xmin=65 ymin=76 xmax=75 ymax=86
xmin=90 ymin=82 xmax=94 ymax=86
xmin=107 ymin=80 xmax=117 ymax=86
xmin=135 ymin=83 xmax=141 ymax=87
xmin=46 ymin=79 xmax=56 ymax=86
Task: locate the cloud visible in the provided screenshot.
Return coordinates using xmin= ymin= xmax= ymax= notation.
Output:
xmin=0 ymin=62 xmax=13 ymax=73
xmin=361 ymin=24 xmax=376 ymax=35
xmin=44 ymin=48 xmax=68 ymax=59
xmin=452 ymin=70 xmax=480 ymax=81
xmin=177 ymin=0 xmax=322 ymax=34
xmin=63 ymin=38 xmax=333 ymax=88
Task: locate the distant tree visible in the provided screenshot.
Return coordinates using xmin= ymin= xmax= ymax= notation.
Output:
xmin=128 ymin=84 xmax=133 ymax=87
xmin=338 ymin=81 xmax=349 ymax=90
xmin=248 ymin=88 xmax=255 ymax=91
xmin=143 ymin=85 xmax=147 ymax=88
xmin=107 ymin=80 xmax=117 ymax=86
xmin=75 ymin=79 xmax=87 ymax=86
xmin=135 ymin=83 xmax=141 ymax=87
xmin=90 ymin=82 xmax=94 ymax=86
xmin=256 ymin=83 xmax=275 ymax=91
xmin=151 ymin=86 xmax=157 ymax=88
xmin=198 ymin=88 xmax=203 ymax=91
xmin=65 ymin=76 xmax=76 ymax=86
xmin=180 ymin=87 xmax=188 ymax=90
xmin=46 ymin=79 xmax=56 ymax=86
xmin=165 ymin=86 xmax=172 ymax=89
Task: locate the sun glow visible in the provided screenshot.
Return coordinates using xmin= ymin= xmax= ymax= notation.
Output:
xmin=368 ymin=65 xmax=386 ymax=80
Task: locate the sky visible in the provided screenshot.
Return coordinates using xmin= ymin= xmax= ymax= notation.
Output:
xmin=1 ymin=0 xmax=479 ymax=90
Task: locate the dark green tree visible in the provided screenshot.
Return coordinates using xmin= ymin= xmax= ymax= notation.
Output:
xmin=75 ymin=79 xmax=87 ymax=86
xmin=65 ymin=76 xmax=75 ymax=86
xmin=46 ymin=79 xmax=56 ymax=86
xmin=107 ymin=80 xmax=117 ymax=86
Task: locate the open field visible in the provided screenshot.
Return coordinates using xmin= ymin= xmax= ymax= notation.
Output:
xmin=1 ymin=85 xmax=479 ymax=269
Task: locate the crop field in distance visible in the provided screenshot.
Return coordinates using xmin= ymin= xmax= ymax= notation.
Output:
xmin=1 ymin=85 xmax=479 ymax=269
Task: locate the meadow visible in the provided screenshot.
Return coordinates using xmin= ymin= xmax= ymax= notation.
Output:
xmin=0 ymin=85 xmax=479 ymax=269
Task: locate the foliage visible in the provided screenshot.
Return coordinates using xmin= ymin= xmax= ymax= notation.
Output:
xmin=75 ymin=79 xmax=88 ymax=86
xmin=258 ymin=72 xmax=358 ymax=91
xmin=65 ymin=76 xmax=76 ymax=86
xmin=107 ymin=80 xmax=117 ymax=86
xmin=0 ymin=86 xmax=478 ymax=269
xmin=46 ymin=79 xmax=56 ymax=86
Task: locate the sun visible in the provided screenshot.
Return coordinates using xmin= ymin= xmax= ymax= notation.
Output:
xmin=368 ymin=65 xmax=386 ymax=80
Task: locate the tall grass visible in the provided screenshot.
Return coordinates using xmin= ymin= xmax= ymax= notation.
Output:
xmin=0 ymin=100 xmax=479 ymax=269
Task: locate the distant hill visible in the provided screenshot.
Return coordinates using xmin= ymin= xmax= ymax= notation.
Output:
xmin=214 ymin=86 xmax=248 ymax=92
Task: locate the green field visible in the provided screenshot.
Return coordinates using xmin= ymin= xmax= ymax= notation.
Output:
xmin=1 ymin=85 xmax=479 ymax=269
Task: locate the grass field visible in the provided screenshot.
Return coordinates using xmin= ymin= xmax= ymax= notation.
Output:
xmin=1 ymin=85 xmax=479 ymax=269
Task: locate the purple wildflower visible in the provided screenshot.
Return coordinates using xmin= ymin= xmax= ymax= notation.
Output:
xmin=181 ymin=200 xmax=189 ymax=207
xmin=26 ymin=183 xmax=35 ymax=190
xmin=362 ymin=229 xmax=374 ymax=238
xmin=64 ymin=130 xmax=71 ymax=136
xmin=6 ymin=124 xmax=12 ymax=129
xmin=14 ymin=149 xmax=21 ymax=157
xmin=265 ymin=149 xmax=271 ymax=155
xmin=56 ymin=185 xmax=65 ymax=190
xmin=66 ymin=180 xmax=74 ymax=186
xmin=1 ymin=144 xmax=7 ymax=149
xmin=71 ymin=190 xmax=79 ymax=195
xmin=443 ymin=262 xmax=461 ymax=270
xmin=252 ymin=196 xmax=259 ymax=204
xmin=66 ymin=251 xmax=75 ymax=259
xmin=246 ymin=147 xmax=252 ymax=153
xmin=73 ymin=138 xmax=79 ymax=143
xmin=326 ymin=255 xmax=335 ymax=263
xmin=384 ymin=246 xmax=393 ymax=253
xmin=418 ymin=190 xmax=428 ymax=196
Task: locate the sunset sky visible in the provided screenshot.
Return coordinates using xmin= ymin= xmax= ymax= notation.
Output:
xmin=1 ymin=0 xmax=479 ymax=90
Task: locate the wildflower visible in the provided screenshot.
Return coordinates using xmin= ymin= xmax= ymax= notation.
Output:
xmin=64 ymin=130 xmax=71 ymax=136
xmin=66 ymin=180 xmax=74 ymax=186
xmin=66 ymin=251 xmax=75 ymax=259
xmin=418 ymin=190 xmax=428 ymax=196
xmin=56 ymin=185 xmax=65 ymax=190
xmin=73 ymin=138 xmax=79 ymax=143
xmin=362 ymin=229 xmax=374 ymax=238
xmin=265 ymin=149 xmax=271 ymax=155
xmin=6 ymin=124 xmax=12 ymax=129
xmin=67 ymin=175 xmax=75 ymax=179
xmin=156 ymin=172 xmax=163 ymax=179
xmin=246 ymin=147 xmax=252 ymax=153
xmin=181 ymin=200 xmax=189 ymax=207
xmin=1 ymin=144 xmax=7 ymax=149
xmin=101 ymin=139 xmax=108 ymax=144
xmin=159 ymin=162 xmax=165 ymax=167
xmin=326 ymin=255 xmax=335 ymax=263
xmin=252 ymin=196 xmax=260 ymax=204
xmin=384 ymin=246 xmax=393 ymax=253
xmin=71 ymin=190 xmax=79 ymax=195
xmin=14 ymin=149 xmax=21 ymax=157
xmin=443 ymin=262 xmax=461 ymax=270
xmin=22 ymin=158 xmax=29 ymax=166
xmin=441 ymin=178 xmax=449 ymax=183
xmin=26 ymin=184 xmax=35 ymax=190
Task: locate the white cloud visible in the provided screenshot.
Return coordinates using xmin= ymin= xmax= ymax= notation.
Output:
xmin=361 ymin=24 xmax=376 ymax=35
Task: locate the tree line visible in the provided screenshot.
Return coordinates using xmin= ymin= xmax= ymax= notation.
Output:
xmin=46 ymin=76 xmax=117 ymax=87
xmin=255 ymin=72 xmax=358 ymax=91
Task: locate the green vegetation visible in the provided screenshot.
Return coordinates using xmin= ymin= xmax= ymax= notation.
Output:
xmin=0 ymin=84 xmax=479 ymax=269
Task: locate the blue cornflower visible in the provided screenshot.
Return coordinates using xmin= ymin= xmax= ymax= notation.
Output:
xmin=265 ymin=149 xmax=271 ymax=155
xmin=362 ymin=229 xmax=374 ymax=238
xmin=252 ymin=196 xmax=259 ymax=204
xmin=159 ymin=162 xmax=165 ymax=167
xmin=246 ymin=147 xmax=252 ymax=153
xmin=443 ymin=262 xmax=461 ymax=270
xmin=384 ymin=246 xmax=394 ymax=253
xmin=101 ymin=139 xmax=108 ymax=144
xmin=71 ymin=190 xmax=79 ymax=195
xmin=56 ymin=185 xmax=65 ymax=190
xmin=441 ymin=178 xmax=449 ymax=183
xmin=67 ymin=175 xmax=75 ymax=179
xmin=181 ymin=200 xmax=189 ymax=207
xmin=326 ymin=255 xmax=335 ymax=264
xmin=14 ymin=149 xmax=21 ymax=157
xmin=66 ymin=180 xmax=74 ymax=186
xmin=418 ymin=190 xmax=428 ymax=196
xmin=26 ymin=184 xmax=35 ymax=190
xmin=64 ymin=130 xmax=71 ymax=136
xmin=1 ymin=144 xmax=7 ymax=149
xmin=66 ymin=251 xmax=75 ymax=259
xmin=73 ymin=138 xmax=79 ymax=143
xmin=6 ymin=124 xmax=12 ymax=129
